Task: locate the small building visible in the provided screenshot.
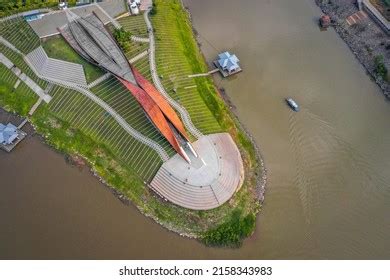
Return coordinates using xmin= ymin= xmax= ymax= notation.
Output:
xmin=214 ymin=51 xmax=242 ymax=77
xmin=0 ymin=122 xmax=27 ymax=152
xmin=0 ymin=123 xmax=18 ymax=145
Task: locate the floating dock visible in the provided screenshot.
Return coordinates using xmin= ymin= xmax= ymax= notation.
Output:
xmin=0 ymin=121 xmax=27 ymax=152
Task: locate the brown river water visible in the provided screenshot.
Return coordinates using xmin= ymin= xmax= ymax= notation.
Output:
xmin=1 ymin=0 xmax=389 ymax=259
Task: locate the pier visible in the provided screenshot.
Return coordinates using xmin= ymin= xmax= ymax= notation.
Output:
xmin=0 ymin=120 xmax=27 ymax=152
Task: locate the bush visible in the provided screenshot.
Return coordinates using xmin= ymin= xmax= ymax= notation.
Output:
xmin=113 ymin=27 xmax=132 ymax=52
xmin=374 ymin=55 xmax=388 ymax=81
xmin=202 ymin=210 xmax=256 ymax=247
xmin=150 ymin=2 xmax=157 ymax=15
xmin=0 ymin=0 xmax=60 ymax=17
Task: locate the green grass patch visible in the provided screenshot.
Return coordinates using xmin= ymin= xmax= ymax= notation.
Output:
xmin=42 ymin=35 xmax=105 ymax=84
xmin=0 ymin=65 xmax=37 ymax=116
xmin=0 ymin=43 xmax=48 ymax=89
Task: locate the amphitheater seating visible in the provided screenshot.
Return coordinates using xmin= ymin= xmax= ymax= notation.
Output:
xmin=26 ymin=46 xmax=88 ymax=87
xmin=149 ymin=133 xmax=244 ymax=210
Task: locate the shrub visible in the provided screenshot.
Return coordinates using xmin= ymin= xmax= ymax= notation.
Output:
xmin=113 ymin=27 xmax=132 ymax=52
xmin=202 ymin=210 xmax=256 ymax=247
xmin=374 ymin=55 xmax=388 ymax=81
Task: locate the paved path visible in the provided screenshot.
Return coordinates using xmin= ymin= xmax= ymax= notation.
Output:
xmin=144 ymin=8 xmax=203 ymax=139
xmin=88 ymin=73 xmax=111 ymax=88
xmin=94 ymin=3 xmax=121 ymax=29
xmin=13 ymin=79 xmax=21 ymax=89
xmin=18 ymin=118 xmax=28 ymax=129
xmin=131 ymin=35 xmax=150 ymax=43
xmin=115 ymin=12 xmax=130 ymax=20
xmin=129 ymin=49 xmax=149 ymax=64
xmin=188 ymin=68 xmax=219 ymax=78
xmin=23 ymin=46 xmax=169 ymax=161
xmin=0 ymin=52 xmax=52 ymax=103
xmin=150 ymin=133 xmax=244 ymax=210
xmin=29 ymin=97 xmax=43 ymax=116
xmin=1 ymin=35 xmax=169 ymax=161
xmin=0 ymin=36 xmax=23 ymax=55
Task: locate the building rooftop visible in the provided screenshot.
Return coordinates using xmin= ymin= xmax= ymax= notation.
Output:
xmin=217 ymin=51 xmax=240 ymax=72
xmin=0 ymin=123 xmax=18 ymax=145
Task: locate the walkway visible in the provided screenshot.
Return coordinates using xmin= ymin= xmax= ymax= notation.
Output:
xmin=28 ymin=98 xmax=42 ymax=115
xmin=0 ymin=52 xmax=51 ymax=103
xmin=94 ymin=3 xmax=121 ymax=29
xmin=87 ymin=73 xmax=111 ymax=88
xmin=144 ymin=8 xmax=203 ymax=139
xmin=0 ymin=36 xmax=23 ymax=55
xmin=129 ymin=50 xmax=149 ymax=64
xmin=26 ymin=46 xmax=88 ymax=87
xmin=150 ymin=133 xmax=244 ymax=210
xmin=188 ymin=68 xmax=219 ymax=78
xmin=0 ymin=35 xmax=169 ymax=161
xmin=131 ymin=35 xmax=150 ymax=43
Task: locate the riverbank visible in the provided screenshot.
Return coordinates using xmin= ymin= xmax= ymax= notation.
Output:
xmin=0 ymin=0 xmax=265 ymax=247
xmin=316 ymin=0 xmax=390 ymax=99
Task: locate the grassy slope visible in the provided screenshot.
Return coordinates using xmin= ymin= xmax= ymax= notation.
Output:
xmin=42 ymin=36 xmax=105 ymax=84
xmin=0 ymin=64 xmax=38 ymax=116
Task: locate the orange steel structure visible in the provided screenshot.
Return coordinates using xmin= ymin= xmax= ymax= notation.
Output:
xmin=120 ymin=77 xmax=191 ymax=162
xmin=60 ymin=11 xmax=194 ymax=162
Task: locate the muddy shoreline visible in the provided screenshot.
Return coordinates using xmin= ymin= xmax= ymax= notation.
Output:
xmin=316 ymin=0 xmax=390 ymax=99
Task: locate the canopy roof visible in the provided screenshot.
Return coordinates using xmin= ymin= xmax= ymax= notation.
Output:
xmin=0 ymin=123 xmax=18 ymax=145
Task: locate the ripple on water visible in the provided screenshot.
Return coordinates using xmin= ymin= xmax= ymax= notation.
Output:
xmin=287 ymin=106 xmax=390 ymax=256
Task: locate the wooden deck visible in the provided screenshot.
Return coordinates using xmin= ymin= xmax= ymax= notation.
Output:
xmin=213 ymin=60 xmax=242 ymax=77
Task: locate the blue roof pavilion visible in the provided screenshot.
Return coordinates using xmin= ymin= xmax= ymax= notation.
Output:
xmin=217 ymin=51 xmax=240 ymax=73
xmin=0 ymin=123 xmax=19 ymax=145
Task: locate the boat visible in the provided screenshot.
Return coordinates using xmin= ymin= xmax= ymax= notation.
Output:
xmin=286 ymin=98 xmax=299 ymax=111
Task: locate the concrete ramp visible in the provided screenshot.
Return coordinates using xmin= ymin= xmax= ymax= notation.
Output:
xmin=150 ymin=133 xmax=244 ymax=210
xmin=26 ymin=47 xmax=88 ymax=87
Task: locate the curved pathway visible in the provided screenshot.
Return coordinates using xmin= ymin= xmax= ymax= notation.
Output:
xmin=130 ymin=35 xmax=150 ymax=43
xmin=24 ymin=51 xmax=170 ymax=161
xmin=143 ymin=9 xmax=203 ymax=139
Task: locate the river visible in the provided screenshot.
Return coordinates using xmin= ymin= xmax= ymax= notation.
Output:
xmin=1 ymin=0 xmax=389 ymax=259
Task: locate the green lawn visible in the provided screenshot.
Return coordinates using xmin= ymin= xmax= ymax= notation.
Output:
xmin=0 ymin=64 xmax=38 ymax=116
xmin=151 ymin=1 xmax=223 ymax=135
xmin=0 ymin=0 xmax=263 ymax=247
xmin=42 ymin=36 xmax=105 ymax=84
